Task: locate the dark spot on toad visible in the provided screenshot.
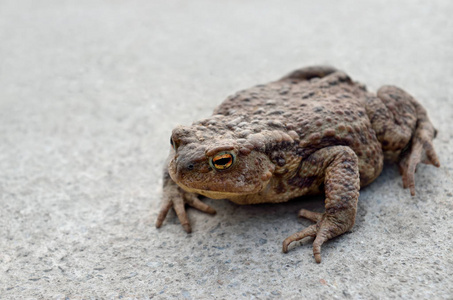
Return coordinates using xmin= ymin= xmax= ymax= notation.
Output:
xmin=288 ymin=176 xmax=317 ymax=189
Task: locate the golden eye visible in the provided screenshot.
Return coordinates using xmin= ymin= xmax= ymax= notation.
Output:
xmin=210 ymin=152 xmax=235 ymax=170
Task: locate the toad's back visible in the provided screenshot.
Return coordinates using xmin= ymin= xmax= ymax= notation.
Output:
xmin=213 ymin=71 xmax=384 ymax=187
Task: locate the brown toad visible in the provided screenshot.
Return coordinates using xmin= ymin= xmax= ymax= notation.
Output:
xmin=156 ymin=66 xmax=440 ymax=263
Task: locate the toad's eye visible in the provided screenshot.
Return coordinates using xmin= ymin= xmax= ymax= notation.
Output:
xmin=170 ymin=137 xmax=176 ymax=149
xmin=210 ymin=152 xmax=235 ymax=170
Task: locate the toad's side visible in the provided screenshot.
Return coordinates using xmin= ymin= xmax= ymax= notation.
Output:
xmin=156 ymin=66 xmax=439 ymax=263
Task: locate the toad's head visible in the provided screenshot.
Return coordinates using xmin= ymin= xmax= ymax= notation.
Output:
xmin=167 ymin=124 xmax=275 ymax=199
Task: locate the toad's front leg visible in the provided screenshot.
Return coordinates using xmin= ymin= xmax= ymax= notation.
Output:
xmin=282 ymin=146 xmax=360 ymax=263
xmin=156 ymin=170 xmax=216 ymax=233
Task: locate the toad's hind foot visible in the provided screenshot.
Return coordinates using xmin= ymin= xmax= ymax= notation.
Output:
xmin=398 ymin=116 xmax=440 ymax=196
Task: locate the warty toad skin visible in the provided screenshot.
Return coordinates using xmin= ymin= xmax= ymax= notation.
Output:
xmin=156 ymin=66 xmax=440 ymax=263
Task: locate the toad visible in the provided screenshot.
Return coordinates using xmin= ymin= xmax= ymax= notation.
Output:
xmin=155 ymin=66 xmax=440 ymax=263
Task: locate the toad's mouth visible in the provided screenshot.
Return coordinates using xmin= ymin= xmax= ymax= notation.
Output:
xmin=173 ymin=180 xmax=260 ymax=199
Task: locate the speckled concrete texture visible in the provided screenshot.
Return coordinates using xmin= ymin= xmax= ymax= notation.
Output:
xmin=1 ymin=0 xmax=452 ymax=299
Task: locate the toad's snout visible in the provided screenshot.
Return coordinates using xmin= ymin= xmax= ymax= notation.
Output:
xmin=176 ymin=159 xmax=195 ymax=172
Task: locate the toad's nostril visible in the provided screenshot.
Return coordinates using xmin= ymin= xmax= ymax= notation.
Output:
xmin=187 ymin=164 xmax=194 ymax=170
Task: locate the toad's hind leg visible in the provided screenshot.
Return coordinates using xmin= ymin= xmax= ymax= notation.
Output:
xmin=365 ymin=86 xmax=440 ymax=195
xmin=279 ymin=65 xmax=338 ymax=82
xmin=282 ymin=146 xmax=360 ymax=263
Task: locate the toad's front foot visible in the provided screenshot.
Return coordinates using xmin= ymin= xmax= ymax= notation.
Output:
xmin=156 ymin=178 xmax=216 ymax=233
xmin=282 ymin=209 xmax=354 ymax=263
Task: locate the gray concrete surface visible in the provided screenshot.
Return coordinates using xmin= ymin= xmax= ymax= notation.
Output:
xmin=1 ymin=0 xmax=452 ymax=299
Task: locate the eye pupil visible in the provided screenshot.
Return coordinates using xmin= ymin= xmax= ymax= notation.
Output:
xmin=213 ymin=157 xmax=231 ymax=166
